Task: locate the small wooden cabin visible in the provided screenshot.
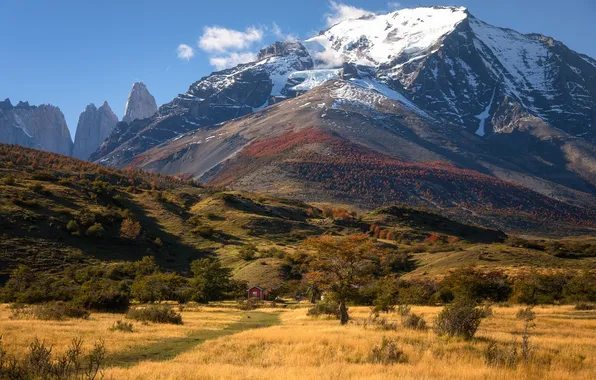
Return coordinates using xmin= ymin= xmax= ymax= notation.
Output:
xmin=247 ymin=286 xmax=265 ymax=300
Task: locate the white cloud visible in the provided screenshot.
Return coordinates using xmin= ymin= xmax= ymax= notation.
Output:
xmin=315 ymin=49 xmax=345 ymax=68
xmin=387 ymin=1 xmax=402 ymax=11
xmin=325 ymin=1 xmax=371 ymax=27
xmin=271 ymin=22 xmax=297 ymax=41
xmin=177 ymin=44 xmax=195 ymax=61
xmin=209 ymin=52 xmax=258 ymax=70
xmin=198 ymin=26 xmax=264 ymax=53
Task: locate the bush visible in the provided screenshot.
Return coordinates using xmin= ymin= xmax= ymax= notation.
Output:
xmin=76 ymin=279 xmax=130 ymax=313
xmin=307 ymin=298 xmax=340 ymax=319
xmin=402 ymin=312 xmax=427 ymax=330
xmin=563 ymin=271 xmax=596 ymax=302
xmin=16 ymin=302 xmax=91 ymax=321
xmin=237 ymin=298 xmax=263 ymax=310
xmin=516 ymin=307 xmax=536 ymax=321
xmin=238 ymin=244 xmax=258 ymax=261
xmin=574 ymin=302 xmax=595 ymax=310
xmin=434 ymin=301 xmax=485 ymax=340
xmin=0 ymin=336 xmax=106 ymax=380
xmin=127 ymin=305 xmax=182 ymax=325
xmin=27 ymin=183 xmax=51 ymax=196
xmin=120 ymin=218 xmax=142 ymax=240
xmin=85 ymin=223 xmax=104 ymax=237
xmin=368 ymin=337 xmax=407 ymax=364
xmin=109 ymin=320 xmax=134 ymax=333
xmin=510 ymin=271 xmax=569 ymax=305
xmin=192 ymin=225 xmax=214 ymax=238
xmin=66 ymin=219 xmax=79 ymax=232
xmin=484 ymin=340 xmax=518 ymax=368
xmin=2 ymin=175 xmax=15 ymax=185
xmin=131 ymin=273 xmax=191 ymax=303
xmin=397 ymin=304 xmax=411 ymax=316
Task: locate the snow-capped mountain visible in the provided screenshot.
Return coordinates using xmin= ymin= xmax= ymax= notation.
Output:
xmin=305 ymin=6 xmax=596 ymax=139
xmin=92 ymin=6 xmax=596 ymax=168
xmin=88 ymin=6 xmax=596 ymax=230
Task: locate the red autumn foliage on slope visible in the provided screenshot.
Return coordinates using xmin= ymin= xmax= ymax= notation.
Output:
xmin=210 ymin=128 xmax=596 ymax=229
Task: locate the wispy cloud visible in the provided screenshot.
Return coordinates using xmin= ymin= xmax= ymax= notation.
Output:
xmin=387 ymin=1 xmax=402 ymax=11
xmin=325 ymin=1 xmax=371 ymax=27
xmin=271 ymin=22 xmax=297 ymax=41
xmin=198 ymin=26 xmax=264 ymax=53
xmin=177 ymin=44 xmax=195 ymax=61
xmin=209 ymin=52 xmax=258 ymax=70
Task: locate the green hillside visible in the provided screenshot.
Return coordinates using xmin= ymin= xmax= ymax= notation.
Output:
xmin=1 ymin=144 xmax=595 ymax=288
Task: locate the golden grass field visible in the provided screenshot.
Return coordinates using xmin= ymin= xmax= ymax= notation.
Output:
xmin=1 ymin=304 xmax=595 ymax=379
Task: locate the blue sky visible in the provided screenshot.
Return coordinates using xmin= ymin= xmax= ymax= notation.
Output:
xmin=1 ymin=0 xmax=594 ymax=138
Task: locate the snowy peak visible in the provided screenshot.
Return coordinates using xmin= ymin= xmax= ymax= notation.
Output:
xmin=306 ymin=6 xmax=468 ymax=68
xmin=123 ymin=82 xmax=158 ymax=124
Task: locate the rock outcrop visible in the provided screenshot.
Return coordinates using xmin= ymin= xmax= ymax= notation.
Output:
xmin=73 ymin=102 xmax=118 ymax=160
xmin=0 ymin=98 xmax=73 ymax=156
xmin=122 ymin=82 xmax=157 ymax=124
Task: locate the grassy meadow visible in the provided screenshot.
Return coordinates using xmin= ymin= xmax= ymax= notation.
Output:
xmin=1 ymin=303 xmax=594 ymax=380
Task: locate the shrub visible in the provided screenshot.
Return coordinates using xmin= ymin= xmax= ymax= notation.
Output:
xmin=397 ymin=304 xmax=411 ymax=316
xmin=438 ymin=267 xmax=511 ymax=303
xmin=307 ymin=298 xmax=340 ymax=319
xmin=120 ymin=218 xmax=142 ymax=240
xmin=516 ymin=307 xmax=536 ymax=321
xmin=131 ymin=273 xmax=191 ymax=303
xmin=574 ymin=302 xmax=595 ymax=310
xmin=192 ymin=225 xmax=214 ymax=238
xmin=66 ymin=219 xmax=79 ymax=232
xmin=368 ymin=337 xmax=407 ymax=364
xmin=238 ymin=244 xmax=258 ymax=261
xmin=484 ymin=340 xmax=518 ymax=368
xmin=127 ymin=305 xmax=182 ymax=325
xmin=27 ymin=183 xmax=51 ymax=196
xmin=510 ymin=271 xmax=569 ymax=305
xmin=109 ymin=320 xmax=134 ymax=333
xmin=2 ymin=175 xmax=15 ymax=185
xmin=563 ymin=271 xmax=596 ymax=302
xmin=85 ymin=223 xmax=104 ymax=237
xmin=237 ymin=298 xmax=263 ymax=310
xmin=434 ymin=301 xmax=485 ymax=340
xmin=0 ymin=336 xmax=106 ymax=380
xmin=26 ymin=302 xmax=90 ymax=321
xmin=398 ymin=279 xmax=439 ymax=305
xmin=402 ymin=312 xmax=427 ymax=330
xmin=76 ymin=279 xmax=130 ymax=313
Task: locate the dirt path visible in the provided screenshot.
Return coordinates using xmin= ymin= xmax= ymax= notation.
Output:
xmin=106 ymin=311 xmax=280 ymax=368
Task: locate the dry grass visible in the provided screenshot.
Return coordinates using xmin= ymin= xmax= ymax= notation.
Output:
xmin=0 ymin=304 xmax=238 ymax=357
xmin=2 ymin=304 xmax=594 ymax=379
xmin=102 ymin=305 xmax=595 ymax=380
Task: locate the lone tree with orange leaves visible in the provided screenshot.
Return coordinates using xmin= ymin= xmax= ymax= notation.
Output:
xmin=304 ymin=234 xmax=380 ymax=325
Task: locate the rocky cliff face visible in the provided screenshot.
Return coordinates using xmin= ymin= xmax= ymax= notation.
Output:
xmin=122 ymin=82 xmax=157 ymax=124
xmin=0 ymin=99 xmax=72 ymax=156
xmin=73 ymin=102 xmax=118 ymax=160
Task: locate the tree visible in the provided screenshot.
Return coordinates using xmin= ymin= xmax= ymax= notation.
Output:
xmin=303 ymin=235 xmax=380 ymax=325
xmin=190 ymin=258 xmax=233 ymax=302
xmin=120 ymin=218 xmax=142 ymax=240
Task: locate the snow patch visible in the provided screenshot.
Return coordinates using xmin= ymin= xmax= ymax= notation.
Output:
xmin=475 ymin=87 xmax=496 ymax=136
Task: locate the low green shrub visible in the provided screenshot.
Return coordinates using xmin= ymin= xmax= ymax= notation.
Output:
xmin=434 ymin=301 xmax=485 ymax=340
xmin=127 ymin=305 xmax=182 ymax=325
xmin=307 ymin=298 xmax=340 ymax=319
xmin=402 ymin=312 xmax=427 ymax=330
xmin=368 ymin=337 xmax=407 ymax=364
xmin=574 ymin=302 xmax=595 ymax=310
xmin=109 ymin=320 xmax=134 ymax=333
